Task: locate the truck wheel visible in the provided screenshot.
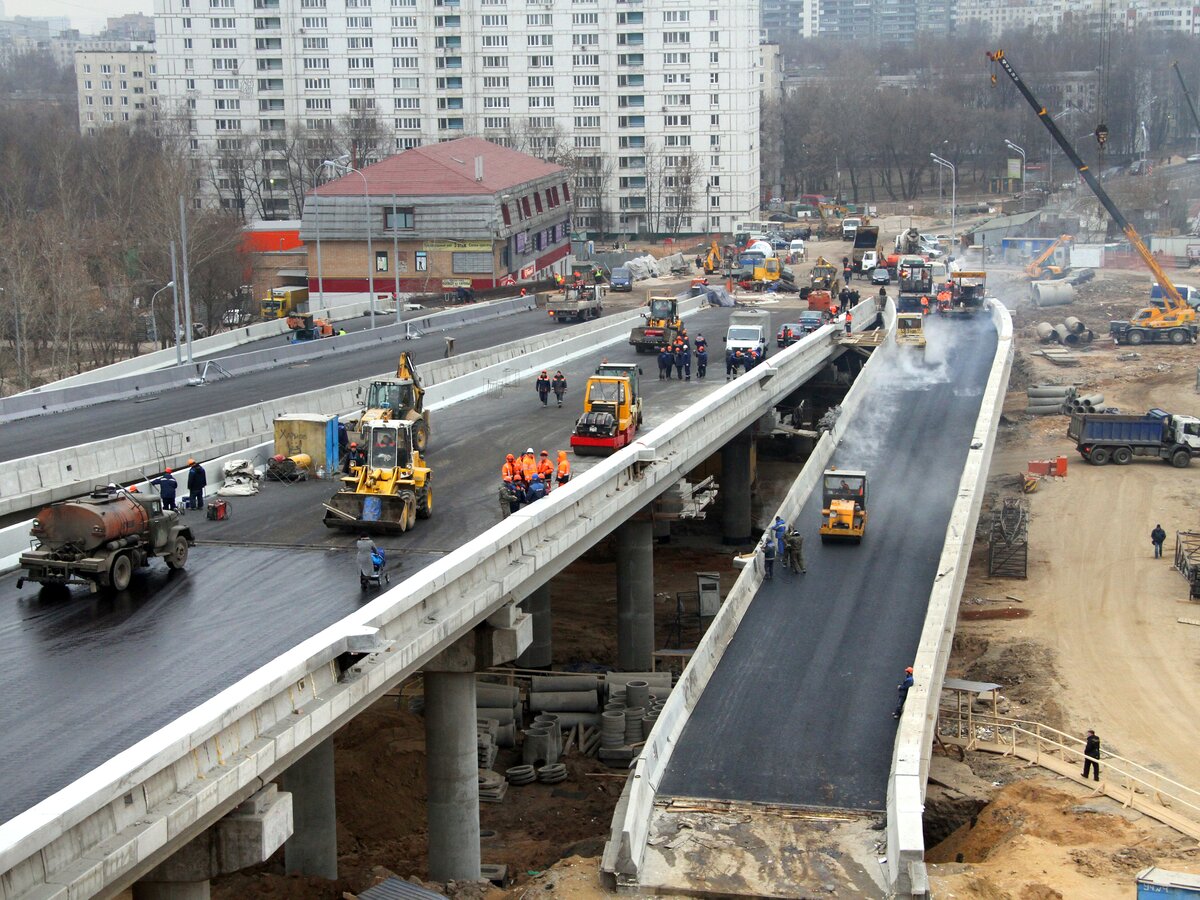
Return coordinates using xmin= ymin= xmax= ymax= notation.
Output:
xmin=413 ymin=420 xmax=429 ymax=452
xmin=406 ymin=498 xmax=418 ymax=530
xmin=1172 ymin=449 xmax=1191 ymax=468
xmin=1113 ymin=447 xmax=1133 ymax=465
xmin=1127 ymin=330 xmax=1145 ymax=345
xmin=165 ymin=535 xmax=190 ymax=570
xmin=110 ymin=553 xmax=133 ymax=591
xmin=1089 ymin=447 xmax=1111 ymax=465
xmin=417 ymin=482 xmax=433 ymax=519
xmin=1171 ymin=328 xmax=1189 ymax=345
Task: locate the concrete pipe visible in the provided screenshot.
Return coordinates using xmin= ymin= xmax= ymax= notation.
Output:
xmin=495 ymin=723 xmax=516 ymax=748
xmin=625 ymin=680 xmax=651 ymax=710
xmin=529 ymin=690 xmax=600 ymax=713
xmin=601 ymin=711 xmax=626 ymax=748
xmin=1064 ymin=316 xmax=1086 ymax=334
xmin=522 ymin=728 xmax=556 ymax=767
xmin=623 ymin=708 xmax=645 ymax=744
xmin=1026 ymin=404 xmax=1065 ymax=416
xmin=1051 ymin=324 xmax=1072 ymax=344
xmin=533 ymin=714 xmax=562 ymax=758
xmin=1078 ymin=393 xmax=1105 ymax=407
xmin=1035 ymin=322 xmax=1056 ymax=343
xmin=548 ymin=711 xmax=602 ymax=729
xmin=641 ymin=714 xmax=658 ymax=740
xmin=476 ymin=706 xmax=515 ymax=725
xmin=1033 ymin=281 xmax=1075 ymax=307
xmin=1027 ymin=385 xmax=1074 ymax=398
xmin=1062 ymin=331 xmax=1081 ymax=346
xmin=476 ymin=684 xmax=520 ymax=707
xmin=603 ymin=701 xmax=626 ymax=712
xmin=531 ymin=675 xmax=599 ymax=693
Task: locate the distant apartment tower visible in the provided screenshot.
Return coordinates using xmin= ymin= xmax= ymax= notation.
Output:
xmin=820 ymin=0 xmax=952 ymax=41
xmin=152 ymin=0 xmax=762 ymax=235
xmin=105 ymin=14 xmax=157 ymax=42
xmin=76 ymin=48 xmax=159 ymax=134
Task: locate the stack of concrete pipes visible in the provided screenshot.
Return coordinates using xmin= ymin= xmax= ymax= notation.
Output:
xmin=527 ymin=674 xmax=602 ymax=729
xmin=1025 ymin=383 xmax=1104 ymax=416
xmin=597 ymin=674 xmax=673 ymax=766
xmin=477 ymin=681 xmax=521 ymax=749
xmin=1035 ymin=316 xmax=1093 ymax=346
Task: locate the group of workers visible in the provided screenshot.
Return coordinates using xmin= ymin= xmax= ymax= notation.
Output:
xmin=725 ymin=345 xmax=767 ymax=379
xmin=499 ymin=447 xmax=571 ymax=517
xmin=552 ymin=267 xmax=605 ymax=290
xmin=656 ymin=332 xmax=708 ymax=382
xmin=759 ymin=515 xmax=806 ymax=579
xmin=535 ymin=370 xmax=569 ymax=407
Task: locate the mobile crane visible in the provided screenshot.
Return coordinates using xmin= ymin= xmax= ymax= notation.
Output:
xmin=989 ymin=50 xmax=1198 ymax=346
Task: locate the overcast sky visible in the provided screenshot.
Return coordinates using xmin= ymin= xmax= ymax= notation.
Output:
xmin=3 ymin=0 xmax=149 ymax=32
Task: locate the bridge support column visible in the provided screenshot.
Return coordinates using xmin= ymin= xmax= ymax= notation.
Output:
xmin=721 ymin=429 xmax=754 ymax=545
xmin=134 ymin=785 xmax=291 ymax=899
xmin=616 ymin=516 xmax=654 ymax=671
xmin=425 ymin=638 xmax=481 ymax=883
xmin=282 ymin=738 xmax=338 ymax=879
xmin=516 ymin=583 xmax=552 ymax=668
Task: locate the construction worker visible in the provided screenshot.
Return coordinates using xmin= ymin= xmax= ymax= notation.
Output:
xmin=553 ymin=272 xmax=564 ymax=289
xmin=695 ymin=335 xmax=708 ymax=380
xmin=877 ymin=286 xmax=887 ymax=309
xmin=501 ymin=453 xmax=519 ymax=485
xmin=673 ymin=341 xmax=688 ymax=381
xmin=499 ymin=481 xmax=521 ymax=518
xmin=658 ymin=345 xmax=673 ymax=381
xmin=843 ymin=261 xmax=852 ymax=284
xmin=920 ymin=295 xmax=930 ymax=316
xmin=556 ymin=450 xmax=571 ymax=487
xmin=538 ymin=450 xmax=555 ymax=487
xmin=844 ymin=310 xmax=853 ymax=334
xmin=526 ymin=474 xmax=547 ymax=502
xmin=520 ymin=448 xmax=538 ymax=483
xmin=725 ymin=347 xmax=737 ymax=380
xmin=936 ymin=288 xmax=952 ymax=313
xmin=535 ymin=371 xmax=551 ymax=407
xmin=551 ymin=371 xmax=567 ymax=407
xmin=782 ymin=325 xmax=794 ymax=347
xmin=894 ymin=666 xmax=914 ymax=719
xmin=761 ymin=535 xmax=776 ymax=580
xmin=772 ymin=516 xmax=787 ymax=560
xmin=152 ymin=468 xmax=178 ymax=510
xmin=785 ymin=529 xmax=806 ymax=574
xmin=186 ymin=459 xmax=206 ymax=511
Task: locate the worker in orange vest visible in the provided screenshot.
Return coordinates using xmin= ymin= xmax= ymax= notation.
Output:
xmin=501 ymin=453 xmax=519 ymax=484
xmin=556 ymin=450 xmax=571 ymax=487
xmin=936 ymin=289 xmax=952 ymax=313
xmin=520 ymin=448 xmax=538 ymax=483
xmin=844 ymin=310 xmax=853 ymax=334
xmin=537 ymin=450 xmax=555 ymax=487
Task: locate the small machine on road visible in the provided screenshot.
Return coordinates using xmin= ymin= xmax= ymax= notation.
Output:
xmin=570 ymin=372 xmax=640 ymax=455
xmin=819 ymin=468 xmax=868 ymax=543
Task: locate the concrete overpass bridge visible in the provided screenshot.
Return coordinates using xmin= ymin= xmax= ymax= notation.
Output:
xmin=0 ymin=297 xmax=887 ymax=900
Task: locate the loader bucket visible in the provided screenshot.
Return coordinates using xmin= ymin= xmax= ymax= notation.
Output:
xmin=322 ymin=489 xmax=416 ymax=532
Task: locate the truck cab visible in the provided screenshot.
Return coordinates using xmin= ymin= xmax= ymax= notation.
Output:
xmin=841 ymin=218 xmax=862 ymax=241
xmin=725 ymin=309 xmax=770 ymax=359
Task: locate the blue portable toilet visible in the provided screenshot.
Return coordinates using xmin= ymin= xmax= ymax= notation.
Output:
xmin=1138 ymin=867 xmax=1200 ymax=899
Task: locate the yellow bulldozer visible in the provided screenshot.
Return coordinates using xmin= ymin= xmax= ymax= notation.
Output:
xmin=819 ymin=468 xmax=868 ymax=543
xmin=351 ymin=351 xmax=430 ymax=451
xmin=322 ymin=420 xmax=432 ymax=533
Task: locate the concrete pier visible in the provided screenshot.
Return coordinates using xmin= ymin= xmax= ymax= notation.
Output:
xmin=282 ymin=739 xmax=337 ymax=879
xmin=516 ymin=583 xmax=552 ymax=668
xmin=425 ymin=668 xmax=482 ymax=881
xmin=721 ymin=430 xmax=753 ymax=545
xmin=616 ymin=516 xmax=655 ymax=671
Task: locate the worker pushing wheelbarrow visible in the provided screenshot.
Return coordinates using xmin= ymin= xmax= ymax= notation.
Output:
xmin=356 ymin=534 xmax=390 ymax=591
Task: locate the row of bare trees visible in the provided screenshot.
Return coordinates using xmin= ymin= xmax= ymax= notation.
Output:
xmin=0 ymin=57 xmax=247 ymax=392
xmin=766 ymin=26 xmax=1200 ymax=205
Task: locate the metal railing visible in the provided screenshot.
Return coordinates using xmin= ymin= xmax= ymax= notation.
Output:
xmin=938 ymin=707 xmax=1200 ymax=838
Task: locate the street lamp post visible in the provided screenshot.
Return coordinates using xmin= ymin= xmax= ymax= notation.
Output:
xmin=324 ymin=155 xmax=375 ymax=329
xmin=930 ymin=153 xmax=956 ymax=254
xmin=148 ymin=280 xmax=176 ymax=347
xmin=1004 ymin=139 xmax=1026 ymax=210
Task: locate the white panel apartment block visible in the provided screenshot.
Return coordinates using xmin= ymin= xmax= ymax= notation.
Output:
xmin=153 ymin=0 xmax=761 ymax=234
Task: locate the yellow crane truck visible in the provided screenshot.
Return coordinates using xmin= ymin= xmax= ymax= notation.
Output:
xmin=322 ymin=420 xmax=432 ymax=533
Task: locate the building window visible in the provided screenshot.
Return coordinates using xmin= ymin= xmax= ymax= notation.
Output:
xmin=375 ymin=251 xmax=389 ymax=273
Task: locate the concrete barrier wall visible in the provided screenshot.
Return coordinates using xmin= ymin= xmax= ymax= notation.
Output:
xmin=601 ymin=297 xmax=891 ymax=882
xmin=0 ymin=301 xmax=845 ymax=900
xmin=20 ymin=297 xmax=381 ymax=393
xmin=0 ymin=297 xmax=705 ymax=527
xmin=0 ymin=296 xmax=536 ymax=423
xmin=885 ymin=299 xmax=1014 ymax=897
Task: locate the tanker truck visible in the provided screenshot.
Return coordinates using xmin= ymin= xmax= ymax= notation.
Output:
xmin=17 ymin=487 xmax=195 ymax=593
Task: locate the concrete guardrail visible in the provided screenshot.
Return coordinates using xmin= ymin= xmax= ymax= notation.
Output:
xmin=0 ymin=301 xmax=852 ymax=900
xmin=0 ymin=296 xmax=538 ymax=423
xmin=885 ymin=299 xmax=1014 ymax=897
xmin=600 ymin=298 xmax=891 ymax=886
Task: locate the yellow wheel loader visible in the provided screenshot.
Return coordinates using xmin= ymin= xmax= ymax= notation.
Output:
xmin=322 ymin=421 xmax=432 ymax=533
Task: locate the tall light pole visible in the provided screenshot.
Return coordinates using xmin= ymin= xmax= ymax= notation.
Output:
xmin=148 ymin=280 xmax=175 ymax=347
xmin=323 ymin=155 xmax=375 ymax=328
xmin=1004 ymin=139 xmax=1026 ymax=210
xmin=930 ymin=153 xmax=956 ymax=254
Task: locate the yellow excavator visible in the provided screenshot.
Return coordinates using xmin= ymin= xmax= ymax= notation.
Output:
xmin=352 ymin=351 xmax=430 ymax=451
xmin=703 ymin=240 xmax=723 ymax=275
xmin=1024 ymin=234 xmax=1073 ymax=279
xmin=819 ymin=469 xmax=868 ymax=543
xmin=989 ymin=49 xmax=1198 ymax=347
xmin=323 ymin=420 xmax=432 ymax=532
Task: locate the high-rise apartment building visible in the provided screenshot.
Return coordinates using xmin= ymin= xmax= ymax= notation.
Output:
xmin=153 ymin=0 xmax=762 ymax=235
xmin=76 ymin=48 xmax=160 ymax=134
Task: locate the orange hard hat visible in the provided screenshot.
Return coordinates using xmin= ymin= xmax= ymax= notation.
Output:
xmin=187 ymin=459 xmax=196 ymax=465
xmin=129 ymin=485 xmax=139 ymax=493
xmin=540 ymin=450 xmax=549 ymax=456
xmin=350 ymin=442 xmax=357 ymax=448
xmin=164 ymin=467 xmax=172 ymax=474
xmin=506 ymin=453 xmax=515 ymax=461
xmin=905 ymin=666 xmax=914 ymax=674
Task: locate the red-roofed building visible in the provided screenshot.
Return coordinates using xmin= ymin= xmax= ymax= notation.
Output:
xmin=299 ymin=137 xmax=573 ymax=295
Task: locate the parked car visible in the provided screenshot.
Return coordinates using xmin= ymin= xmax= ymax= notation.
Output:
xmin=767 ymin=235 xmax=790 ymax=250
xmin=1188 ymin=154 xmax=1200 ymax=164
xmin=221 ymin=309 xmax=252 ymax=327
xmin=777 ymin=322 xmax=803 ymax=347
xmin=610 ymin=266 xmax=633 ymax=291
xmin=870 ymin=267 xmax=891 ymax=285
xmin=796 ymin=309 xmax=829 ymax=334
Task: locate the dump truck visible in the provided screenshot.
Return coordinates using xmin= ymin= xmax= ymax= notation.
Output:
xmin=351 ymin=351 xmax=430 ymax=451
xmin=1067 ymin=408 xmax=1200 ymax=467
xmin=547 ymin=283 xmax=604 ymax=323
xmin=322 ymin=420 xmax=432 ymax=532
xmin=629 ymin=296 xmax=683 ymax=354
xmin=819 ymin=469 xmax=868 ymax=543
xmin=570 ymin=373 xmax=639 ymax=456
xmin=17 ymin=487 xmax=195 ymax=592
xmin=851 ymin=225 xmax=880 ymax=272
xmin=895 ymin=312 xmax=926 ymax=350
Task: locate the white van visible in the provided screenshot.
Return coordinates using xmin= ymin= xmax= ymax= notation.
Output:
xmin=789 ymin=238 xmax=807 ymax=260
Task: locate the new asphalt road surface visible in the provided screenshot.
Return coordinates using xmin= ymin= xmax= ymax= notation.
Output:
xmin=1 ymin=304 xmax=815 ymax=825
xmin=658 ymin=314 xmax=997 ymax=811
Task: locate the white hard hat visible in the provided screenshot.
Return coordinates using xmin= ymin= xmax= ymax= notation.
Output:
xmin=108 ymin=482 xmax=117 ymax=489
xmin=526 ymin=447 xmax=534 ymax=454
